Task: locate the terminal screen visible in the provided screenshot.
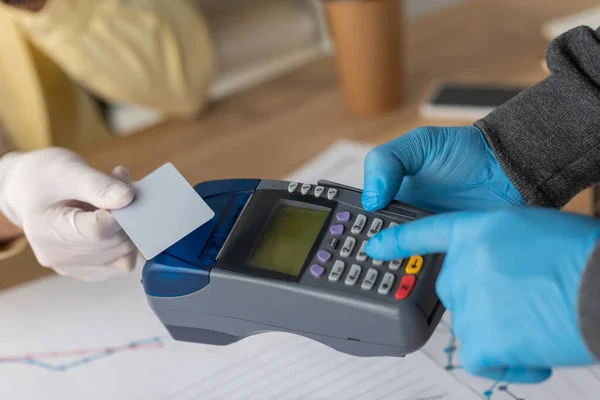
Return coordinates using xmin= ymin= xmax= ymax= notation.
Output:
xmin=249 ymin=203 xmax=329 ymax=277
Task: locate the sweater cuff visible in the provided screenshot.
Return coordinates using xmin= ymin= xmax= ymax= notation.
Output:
xmin=474 ymin=72 xmax=600 ymax=209
xmin=579 ymin=239 xmax=600 ymax=362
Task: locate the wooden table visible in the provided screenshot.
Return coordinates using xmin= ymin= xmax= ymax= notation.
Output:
xmin=1 ymin=0 xmax=596 ymax=289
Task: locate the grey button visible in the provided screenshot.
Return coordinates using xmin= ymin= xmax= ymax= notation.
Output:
xmin=378 ymin=272 xmax=395 ymax=295
xmin=361 ymin=268 xmax=379 ymax=290
xmin=356 ymin=240 xmax=368 ymax=262
xmin=329 ymin=260 xmax=345 ymax=282
xmin=372 ymin=259 xmax=384 ymax=266
xmin=389 ymin=222 xmax=399 ymax=228
xmin=390 ymin=258 xmax=404 ymax=270
xmin=345 ymin=264 xmax=362 ymax=286
xmin=340 ymin=237 xmax=356 ymax=258
xmin=367 ymin=218 xmax=383 ymax=237
xmin=314 ymin=186 xmax=325 ymax=197
xmin=327 ymin=188 xmax=338 ymax=200
xmin=288 ymin=182 xmax=299 ymax=193
xmin=301 ymin=184 xmax=311 ymax=195
xmin=351 ymin=214 xmax=367 ymax=235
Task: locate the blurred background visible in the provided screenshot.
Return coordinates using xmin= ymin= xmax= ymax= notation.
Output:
xmin=1 ymin=1 xmax=600 ymax=398
xmin=2 ymin=0 xmax=599 ymax=296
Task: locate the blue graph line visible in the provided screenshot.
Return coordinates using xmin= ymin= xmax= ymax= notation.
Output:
xmin=441 ymin=323 xmax=524 ymax=400
xmin=0 ymin=336 xmax=164 ymax=372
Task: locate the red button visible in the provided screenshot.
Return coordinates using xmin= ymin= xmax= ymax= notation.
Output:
xmin=395 ymin=275 xmax=416 ymax=300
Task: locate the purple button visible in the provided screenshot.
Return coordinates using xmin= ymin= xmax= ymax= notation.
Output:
xmin=329 ymin=224 xmax=344 ymax=236
xmin=317 ymin=250 xmax=332 ymax=263
xmin=336 ymin=211 xmax=351 ymax=222
xmin=310 ymin=264 xmax=325 ymax=278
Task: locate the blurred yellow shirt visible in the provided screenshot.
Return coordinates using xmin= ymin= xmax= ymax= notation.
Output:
xmin=0 ymin=0 xmax=215 ymax=152
xmin=0 ymin=0 xmax=216 ymax=259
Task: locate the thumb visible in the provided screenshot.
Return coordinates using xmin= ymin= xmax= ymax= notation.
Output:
xmin=66 ymin=162 xmax=135 ymax=210
xmin=111 ymin=165 xmax=133 ymax=184
xmin=362 ymin=128 xmax=431 ymax=211
xmin=365 ymin=212 xmax=468 ymax=260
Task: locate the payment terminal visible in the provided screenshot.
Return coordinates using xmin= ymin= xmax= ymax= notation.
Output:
xmin=142 ymin=179 xmax=446 ymax=357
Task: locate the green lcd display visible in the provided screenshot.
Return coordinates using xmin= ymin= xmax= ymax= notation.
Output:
xmin=249 ymin=203 xmax=329 ymax=277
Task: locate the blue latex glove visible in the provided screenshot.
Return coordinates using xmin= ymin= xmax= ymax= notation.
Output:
xmin=365 ymin=208 xmax=600 ymax=383
xmin=362 ymin=126 xmax=526 ymax=213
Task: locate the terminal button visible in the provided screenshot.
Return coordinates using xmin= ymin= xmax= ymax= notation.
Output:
xmin=389 ymin=222 xmax=399 ymax=228
xmin=328 ymin=237 xmax=339 ymax=250
xmin=406 ymin=256 xmax=423 ymax=274
xmin=310 ymin=264 xmax=325 ymax=278
xmin=329 ymin=224 xmax=344 ymax=236
xmin=301 ymin=184 xmax=312 ymax=195
xmin=288 ymin=182 xmax=299 ymax=193
xmin=345 ymin=264 xmax=362 ymax=286
xmin=378 ymin=273 xmax=395 ymax=295
xmin=327 ymin=188 xmax=338 ymax=200
xmin=329 ymin=260 xmax=345 ymax=282
xmin=390 ymin=258 xmax=404 ymax=271
xmin=340 ymin=237 xmax=356 ymax=258
xmin=336 ymin=211 xmax=351 ymax=222
xmin=356 ymin=240 xmax=368 ymax=262
xmin=351 ymin=214 xmax=367 ymax=235
xmin=395 ymin=275 xmax=416 ymax=300
xmin=314 ymin=186 xmax=325 ymax=198
xmin=367 ymin=218 xmax=383 ymax=237
xmin=317 ymin=250 xmax=332 ymax=263
xmin=361 ymin=268 xmax=379 ymax=290
xmin=372 ymin=259 xmax=384 ymax=266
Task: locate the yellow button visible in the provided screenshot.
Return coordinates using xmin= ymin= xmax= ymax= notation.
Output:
xmin=405 ymin=255 xmax=423 ymax=275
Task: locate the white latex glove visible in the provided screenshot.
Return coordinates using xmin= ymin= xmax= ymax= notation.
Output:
xmin=0 ymin=147 xmax=139 ymax=281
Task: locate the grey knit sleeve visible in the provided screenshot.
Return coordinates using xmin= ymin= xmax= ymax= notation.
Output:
xmin=474 ymin=26 xmax=600 ymax=209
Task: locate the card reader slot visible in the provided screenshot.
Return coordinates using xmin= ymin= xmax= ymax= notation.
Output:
xmin=216 ymin=194 xmax=253 ymax=261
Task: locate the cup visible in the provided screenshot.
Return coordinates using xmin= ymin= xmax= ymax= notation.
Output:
xmin=323 ymin=0 xmax=404 ymax=116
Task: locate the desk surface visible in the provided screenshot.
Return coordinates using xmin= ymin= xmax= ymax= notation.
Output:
xmin=82 ymin=0 xmax=596 ymax=213
xmin=2 ymin=0 xmax=596 ymax=290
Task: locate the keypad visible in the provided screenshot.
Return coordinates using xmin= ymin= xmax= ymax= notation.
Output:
xmin=306 ymin=206 xmax=424 ymax=301
xmin=290 ymin=180 xmax=424 ymax=302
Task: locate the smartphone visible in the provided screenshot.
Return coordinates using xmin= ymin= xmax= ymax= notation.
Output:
xmin=420 ymin=83 xmax=527 ymax=120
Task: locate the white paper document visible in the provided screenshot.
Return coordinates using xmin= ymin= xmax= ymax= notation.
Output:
xmin=2 ymin=139 xmax=600 ymax=400
xmin=0 ymin=269 xmax=477 ymax=400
